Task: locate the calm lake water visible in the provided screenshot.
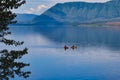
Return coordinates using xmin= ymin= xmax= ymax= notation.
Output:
xmin=8 ymin=25 xmax=120 ymax=80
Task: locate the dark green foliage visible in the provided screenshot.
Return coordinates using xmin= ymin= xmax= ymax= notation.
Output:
xmin=0 ymin=0 xmax=30 ymax=80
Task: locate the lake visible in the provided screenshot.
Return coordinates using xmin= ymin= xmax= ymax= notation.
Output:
xmin=8 ymin=25 xmax=120 ymax=80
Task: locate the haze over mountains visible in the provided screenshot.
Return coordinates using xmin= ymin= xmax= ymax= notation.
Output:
xmin=15 ymin=0 xmax=120 ymax=25
xmin=14 ymin=14 xmax=38 ymax=24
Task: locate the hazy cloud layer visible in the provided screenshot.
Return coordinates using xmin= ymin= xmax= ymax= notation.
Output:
xmin=26 ymin=5 xmax=48 ymax=14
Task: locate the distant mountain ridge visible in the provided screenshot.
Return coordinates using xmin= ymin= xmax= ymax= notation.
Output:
xmin=14 ymin=14 xmax=38 ymax=24
xmin=32 ymin=0 xmax=120 ymax=25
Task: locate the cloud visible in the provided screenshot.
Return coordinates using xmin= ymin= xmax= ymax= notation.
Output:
xmin=67 ymin=0 xmax=109 ymax=2
xmin=22 ymin=0 xmax=110 ymax=14
xmin=37 ymin=5 xmax=47 ymax=10
xmin=45 ymin=0 xmax=110 ymax=3
xmin=26 ymin=4 xmax=48 ymax=14
xmin=30 ymin=8 xmax=34 ymax=11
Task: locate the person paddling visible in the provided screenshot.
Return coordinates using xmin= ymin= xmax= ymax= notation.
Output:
xmin=64 ymin=45 xmax=69 ymax=50
xmin=71 ymin=45 xmax=77 ymax=50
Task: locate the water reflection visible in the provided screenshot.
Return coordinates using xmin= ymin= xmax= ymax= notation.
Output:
xmin=9 ymin=25 xmax=120 ymax=80
xmin=26 ymin=47 xmax=120 ymax=80
xmin=29 ymin=25 xmax=120 ymax=50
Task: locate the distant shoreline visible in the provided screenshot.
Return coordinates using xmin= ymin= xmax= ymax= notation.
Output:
xmin=9 ymin=21 xmax=120 ymax=27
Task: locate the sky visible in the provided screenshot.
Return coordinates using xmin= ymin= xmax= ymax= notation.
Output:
xmin=14 ymin=0 xmax=110 ymax=15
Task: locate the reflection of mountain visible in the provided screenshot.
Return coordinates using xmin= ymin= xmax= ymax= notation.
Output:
xmin=32 ymin=25 xmax=120 ymax=49
xmin=32 ymin=0 xmax=120 ymax=25
xmin=10 ymin=25 xmax=120 ymax=50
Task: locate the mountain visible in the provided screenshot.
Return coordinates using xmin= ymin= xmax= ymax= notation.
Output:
xmin=32 ymin=0 xmax=120 ymax=25
xmin=31 ymin=14 xmax=62 ymax=25
xmin=14 ymin=14 xmax=38 ymax=24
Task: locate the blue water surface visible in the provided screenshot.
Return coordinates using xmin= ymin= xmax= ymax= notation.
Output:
xmin=7 ymin=25 xmax=120 ymax=80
